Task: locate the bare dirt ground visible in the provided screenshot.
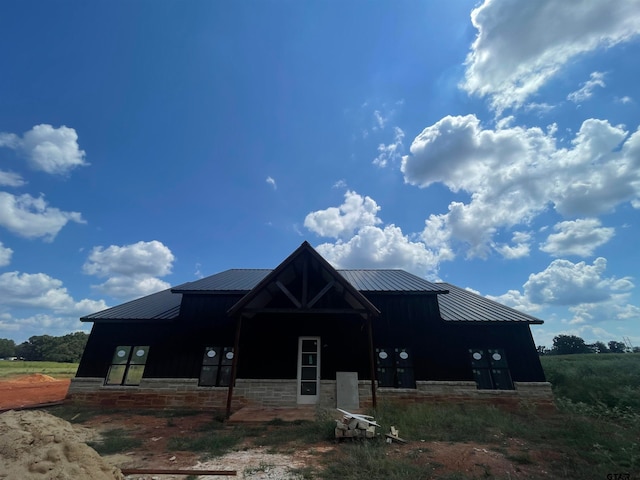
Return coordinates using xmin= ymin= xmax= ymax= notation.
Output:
xmin=0 ymin=373 xmax=70 ymax=410
xmin=0 ymin=375 xmax=559 ymax=479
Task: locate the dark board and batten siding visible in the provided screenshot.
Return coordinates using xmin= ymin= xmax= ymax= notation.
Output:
xmin=77 ymin=290 xmax=545 ymax=384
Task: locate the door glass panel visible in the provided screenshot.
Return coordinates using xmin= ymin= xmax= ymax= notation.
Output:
xmin=301 ymin=366 xmax=316 ymax=380
xmin=301 ymin=382 xmax=317 ymax=395
xmin=301 ymin=340 xmax=317 ymax=352
xmin=303 ymin=353 xmax=317 ymax=366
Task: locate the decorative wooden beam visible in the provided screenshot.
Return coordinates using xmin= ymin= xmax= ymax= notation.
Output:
xmin=275 ymin=280 xmax=302 ymax=308
xmin=307 ymin=280 xmax=335 ymax=308
xmin=302 ymin=257 xmax=308 ymax=307
xmin=240 ymin=307 xmax=368 ymax=315
xmin=367 ymin=314 xmax=377 ymax=409
xmin=226 ymin=315 xmax=243 ymax=418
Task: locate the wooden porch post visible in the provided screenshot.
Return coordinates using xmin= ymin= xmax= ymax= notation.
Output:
xmin=367 ymin=314 xmax=377 ymax=409
xmin=226 ymin=314 xmax=243 ymax=418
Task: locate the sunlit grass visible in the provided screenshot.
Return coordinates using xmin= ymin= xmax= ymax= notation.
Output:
xmin=0 ymin=361 xmax=79 ymax=379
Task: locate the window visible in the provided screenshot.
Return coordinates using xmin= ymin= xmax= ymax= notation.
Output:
xmin=469 ymin=348 xmax=514 ymax=390
xmin=375 ymin=347 xmax=415 ymax=388
xmin=105 ymin=346 xmax=149 ymax=386
xmin=199 ymin=346 xmax=234 ymax=387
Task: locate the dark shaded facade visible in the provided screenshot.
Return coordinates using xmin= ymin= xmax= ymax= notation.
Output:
xmin=71 ymin=242 xmax=548 ymax=411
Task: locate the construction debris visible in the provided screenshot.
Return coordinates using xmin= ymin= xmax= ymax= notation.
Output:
xmin=385 ymin=425 xmax=407 ymax=444
xmin=334 ymin=409 xmax=379 ymax=439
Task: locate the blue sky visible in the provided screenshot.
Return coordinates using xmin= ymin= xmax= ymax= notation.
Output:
xmin=1 ymin=0 xmax=639 ymax=349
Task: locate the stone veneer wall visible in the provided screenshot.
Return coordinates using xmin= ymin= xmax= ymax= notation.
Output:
xmin=67 ymin=377 xmax=554 ymax=411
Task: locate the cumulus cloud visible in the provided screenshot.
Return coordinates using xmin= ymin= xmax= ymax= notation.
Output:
xmin=266 ymin=176 xmax=277 ymax=189
xmin=0 ymin=312 xmax=93 ymax=341
xmin=491 ymin=257 xmax=639 ymax=328
xmin=494 ymin=231 xmax=531 ymax=259
xmin=487 ymin=289 xmax=542 ymax=313
xmin=0 ymin=192 xmax=85 ymax=241
xmin=540 ymin=219 xmax=615 ymax=257
xmin=401 ymin=115 xmax=640 ymax=258
xmin=525 ymin=257 xmax=632 ymax=306
xmin=0 ymin=271 xmax=107 ymax=314
xmin=0 ymin=170 xmax=25 ymax=187
xmin=315 ymin=225 xmax=440 ymax=278
xmin=0 ymin=242 xmax=13 ymax=267
xmin=83 ymin=240 xmax=175 ymax=299
xmin=462 ymin=0 xmax=640 ymax=111
xmin=304 ymin=191 xmax=382 ymax=239
xmin=567 ymin=71 xmax=607 ymax=103
xmin=0 ymin=124 xmax=88 ymax=175
xmin=373 ymin=127 xmax=405 ymax=167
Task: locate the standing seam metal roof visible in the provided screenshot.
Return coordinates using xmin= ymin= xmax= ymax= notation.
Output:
xmin=172 ymin=269 xmax=446 ymax=293
xmin=436 ymin=282 xmax=543 ymax=324
xmin=82 ymin=271 xmax=541 ymax=324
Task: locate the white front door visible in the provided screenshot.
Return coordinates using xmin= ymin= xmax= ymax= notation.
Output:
xmin=297 ymin=336 xmax=320 ymax=404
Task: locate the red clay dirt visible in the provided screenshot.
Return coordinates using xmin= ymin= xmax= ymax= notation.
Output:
xmin=0 ymin=373 xmax=71 ymax=410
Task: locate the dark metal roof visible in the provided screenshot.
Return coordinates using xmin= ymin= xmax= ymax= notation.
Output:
xmin=172 ymin=268 xmax=446 ymax=293
xmin=172 ymin=269 xmax=271 ymax=293
xmin=338 ymin=270 xmax=446 ymax=293
xmin=81 ymin=288 xmax=182 ymax=322
xmin=436 ymin=282 xmax=543 ymax=324
xmin=82 ymin=273 xmax=541 ymax=324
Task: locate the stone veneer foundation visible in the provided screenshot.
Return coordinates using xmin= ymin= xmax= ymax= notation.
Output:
xmin=66 ymin=377 xmax=554 ymax=411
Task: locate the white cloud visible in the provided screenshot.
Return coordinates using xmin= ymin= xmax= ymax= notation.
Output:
xmin=83 ymin=240 xmax=175 ymax=299
xmin=333 ymin=179 xmax=347 ymax=189
xmin=91 ymin=275 xmax=171 ymax=300
xmin=0 ymin=124 xmax=88 ymax=175
xmin=0 ymin=170 xmax=25 ymax=187
xmin=0 ymin=192 xmax=85 ymax=241
xmin=373 ymin=110 xmax=387 ymax=129
xmin=494 ymin=231 xmax=531 ymax=259
xmin=304 ymin=191 xmax=382 ymax=239
xmin=524 ymin=257 xmax=632 ymax=306
xmin=540 ymin=218 xmax=615 ymax=257
xmin=567 ymin=71 xmax=606 ymax=103
xmin=266 ymin=176 xmax=277 ymax=189
xmin=0 ymin=242 xmax=13 ymax=267
xmin=487 ymin=289 xmax=542 ymax=313
xmin=615 ymin=96 xmax=633 ymax=104
xmin=373 ymin=127 xmax=405 ymax=167
xmin=0 ymin=312 xmax=93 ymax=342
xmin=0 ymin=271 xmax=107 ymax=314
xmin=401 ymin=115 xmax=640 ymax=258
xmin=462 ymin=0 xmax=640 ymax=111
xmin=315 ymin=224 xmax=440 ymax=278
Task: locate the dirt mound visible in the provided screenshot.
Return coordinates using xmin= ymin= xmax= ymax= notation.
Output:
xmin=0 ymin=410 xmax=124 ymax=480
xmin=11 ymin=374 xmax=58 ymax=384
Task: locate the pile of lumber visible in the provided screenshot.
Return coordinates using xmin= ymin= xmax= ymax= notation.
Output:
xmin=334 ymin=409 xmax=379 ymax=439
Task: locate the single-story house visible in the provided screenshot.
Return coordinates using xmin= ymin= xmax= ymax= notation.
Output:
xmin=68 ymin=241 xmax=552 ymax=413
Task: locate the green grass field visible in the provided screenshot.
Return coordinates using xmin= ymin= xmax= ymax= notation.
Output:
xmin=0 ymin=361 xmax=79 ymax=379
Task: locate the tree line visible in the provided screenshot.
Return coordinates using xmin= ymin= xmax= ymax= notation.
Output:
xmin=538 ymin=334 xmax=639 ymax=355
xmin=0 ymin=332 xmax=88 ymax=363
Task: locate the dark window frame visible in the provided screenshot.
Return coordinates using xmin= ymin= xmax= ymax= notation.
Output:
xmin=469 ymin=348 xmax=514 ymax=390
xmin=375 ymin=347 xmax=415 ymax=388
xmin=199 ymin=346 xmax=234 ymax=387
xmin=105 ymin=345 xmax=149 ymax=386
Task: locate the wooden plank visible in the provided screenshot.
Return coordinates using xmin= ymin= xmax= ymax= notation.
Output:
xmin=337 ymin=408 xmax=381 ymax=427
xmin=120 ymin=468 xmax=236 ymax=475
